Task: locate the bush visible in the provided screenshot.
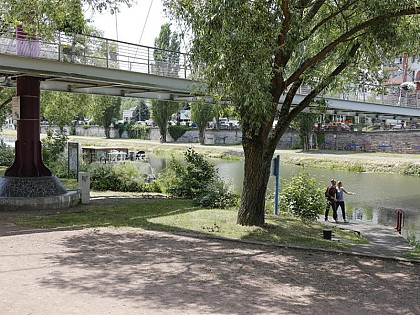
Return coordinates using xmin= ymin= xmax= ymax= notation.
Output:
xmin=0 ymin=139 xmax=14 ymax=166
xmin=162 ymin=148 xmax=237 ymax=208
xmin=168 ymin=125 xmax=189 ymax=141
xmin=88 ymin=162 xmax=161 ymax=192
xmin=127 ymin=123 xmax=150 ymax=139
xmin=41 ymin=131 xmax=68 ymax=176
xmin=279 ymin=171 xmax=325 ymax=223
xmin=193 ymin=179 xmax=238 ymax=209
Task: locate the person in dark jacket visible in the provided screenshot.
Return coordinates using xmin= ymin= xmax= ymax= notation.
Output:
xmin=324 ymin=179 xmax=338 ymax=222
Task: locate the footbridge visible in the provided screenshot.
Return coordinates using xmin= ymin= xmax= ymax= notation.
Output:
xmin=1 ymin=30 xmax=420 ymax=119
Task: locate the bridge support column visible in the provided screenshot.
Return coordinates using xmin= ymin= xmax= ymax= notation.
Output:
xmin=5 ymin=76 xmax=51 ymax=177
xmin=0 ymin=76 xmax=73 ymax=202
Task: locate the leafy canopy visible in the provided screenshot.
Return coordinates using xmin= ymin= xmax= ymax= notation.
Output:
xmin=0 ymin=0 xmax=133 ymax=35
xmin=164 ymin=1 xmax=420 ymax=135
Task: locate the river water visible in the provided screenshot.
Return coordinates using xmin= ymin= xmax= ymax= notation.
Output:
xmin=149 ymin=155 xmax=420 ymax=241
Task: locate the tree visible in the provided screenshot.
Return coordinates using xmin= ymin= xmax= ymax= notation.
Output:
xmin=165 ymin=1 xmax=420 ymax=226
xmin=0 ymin=0 xmax=132 ymax=36
xmin=41 ymin=91 xmax=90 ymax=133
xmin=89 ymin=95 xmax=121 ymax=138
xmin=0 ymin=88 xmax=14 ymax=130
xmin=152 ymin=23 xmax=181 ymax=77
xmin=132 ymin=99 xmax=150 ymax=122
xmin=151 ymin=23 xmax=182 ymax=142
xmin=191 ymin=100 xmax=216 ymax=145
xmin=151 ymin=100 xmax=179 ymax=142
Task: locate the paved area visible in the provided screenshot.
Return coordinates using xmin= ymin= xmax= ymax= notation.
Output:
xmin=321 ymin=219 xmax=415 ymax=261
xmin=0 ymin=219 xmax=419 ymax=314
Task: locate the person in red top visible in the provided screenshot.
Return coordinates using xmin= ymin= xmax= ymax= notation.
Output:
xmin=324 ymin=179 xmax=338 ymax=222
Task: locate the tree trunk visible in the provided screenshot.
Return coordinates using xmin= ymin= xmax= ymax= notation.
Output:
xmin=104 ymin=126 xmax=110 ymax=138
xmin=199 ymin=125 xmax=206 ymax=145
xmin=160 ymin=126 xmax=167 ymax=142
xmin=237 ymin=137 xmax=272 ymax=226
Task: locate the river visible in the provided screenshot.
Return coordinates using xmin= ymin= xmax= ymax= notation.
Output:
xmin=149 ymin=155 xmax=420 ymax=242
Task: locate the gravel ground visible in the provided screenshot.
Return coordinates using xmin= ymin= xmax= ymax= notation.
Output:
xmin=1 ymin=225 xmax=419 ymax=315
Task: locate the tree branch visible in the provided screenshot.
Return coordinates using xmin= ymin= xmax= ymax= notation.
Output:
xmin=304 ymin=0 xmax=358 ymax=40
xmin=286 ymin=7 xmax=420 ymax=87
xmin=289 ymin=42 xmax=361 ymax=119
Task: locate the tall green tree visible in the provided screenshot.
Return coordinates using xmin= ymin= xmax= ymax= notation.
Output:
xmin=151 ymin=23 xmax=182 ymax=142
xmin=151 ymin=101 xmax=179 ymax=142
xmin=89 ymin=95 xmax=121 ymax=138
xmin=132 ymin=99 xmax=150 ymax=122
xmin=191 ymin=100 xmax=216 ymax=145
xmin=152 ymin=23 xmax=181 ymax=77
xmin=165 ymin=1 xmax=420 ymax=226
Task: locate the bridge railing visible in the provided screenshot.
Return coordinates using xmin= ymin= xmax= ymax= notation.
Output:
xmin=0 ymin=29 xmax=192 ymax=79
xmin=1 ymin=29 xmax=420 ymax=109
xmin=298 ymin=84 xmax=420 ymax=109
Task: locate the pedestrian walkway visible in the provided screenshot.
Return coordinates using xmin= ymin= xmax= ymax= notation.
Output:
xmin=320 ymin=218 xmax=415 ymax=261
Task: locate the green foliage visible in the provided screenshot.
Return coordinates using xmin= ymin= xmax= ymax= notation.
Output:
xmin=279 ymin=171 xmax=325 ymax=223
xmin=403 ymin=164 xmax=420 ymax=177
xmin=168 ymin=125 xmax=189 ymax=141
xmin=151 ymin=100 xmax=180 ymax=142
xmin=0 ymin=88 xmax=14 ymax=129
xmin=152 ymin=23 xmax=181 ymax=77
xmin=89 ymin=95 xmax=121 ymax=138
xmin=165 ymin=0 xmax=420 ymax=226
xmin=88 ymin=162 xmax=161 ymax=192
xmin=162 ymin=148 xmax=237 ymax=208
xmin=0 ymin=139 xmax=14 ymax=166
xmin=293 ymin=112 xmax=319 ymax=151
xmin=41 ymin=131 xmax=68 ymax=176
xmin=191 ymin=100 xmax=216 ymax=144
xmin=127 ymin=123 xmax=150 ymax=139
xmin=41 ymin=91 xmax=89 ymax=131
xmin=1 ymin=0 xmax=133 ymax=36
xmin=42 ymin=131 xmax=68 ymax=165
xmin=347 ymin=164 xmax=365 ymax=172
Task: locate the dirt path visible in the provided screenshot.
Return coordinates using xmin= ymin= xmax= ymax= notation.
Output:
xmin=1 ymin=227 xmax=419 ymax=315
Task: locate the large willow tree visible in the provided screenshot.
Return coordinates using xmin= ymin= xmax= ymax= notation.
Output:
xmin=164 ymin=1 xmax=420 ymax=226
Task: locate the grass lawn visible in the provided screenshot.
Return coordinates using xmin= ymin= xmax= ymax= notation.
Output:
xmin=7 ymin=197 xmax=367 ymax=251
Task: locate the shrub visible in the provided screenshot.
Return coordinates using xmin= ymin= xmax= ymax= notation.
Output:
xmin=162 ymin=148 xmax=237 ymax=208
xmin=88 ymin=162 xmax=162 ymax=192
xmin=0 ymin=139 xmax=14 ymax=166
xmin=194 ymin=179 xmax=238 ymax=209
xmin=168 ymin=125 xmax=189 ymax=141
xmin=279 ymin=171 xmax=325 ymax=223
xmin=127 ymin=123 xmax=150 ymax=139
xmin=41 ymin=131 xmax=68 ymax=176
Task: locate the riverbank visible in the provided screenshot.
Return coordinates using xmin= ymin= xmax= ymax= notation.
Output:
xmin=70 ymin=134 xmax=420 ymax=176
xmin=2 ymin=129 xmax=420 ymax=176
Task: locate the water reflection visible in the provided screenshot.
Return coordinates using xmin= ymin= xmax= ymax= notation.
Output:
xmin=151 ymin=155 xmax=420 ymax=241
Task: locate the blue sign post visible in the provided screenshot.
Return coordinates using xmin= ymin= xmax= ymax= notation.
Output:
xmin=272 ymin=154 xmax=280 ymax=215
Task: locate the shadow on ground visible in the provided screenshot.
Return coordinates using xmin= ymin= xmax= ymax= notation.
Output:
xmin=38 ymin=229 xmax=420 ymax=315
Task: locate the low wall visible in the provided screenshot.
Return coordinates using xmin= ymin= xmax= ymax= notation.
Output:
xmin=322 ymin=130 xmax=420 ymax=154
xmin=41 ymin=126 xmax=420 ymax=154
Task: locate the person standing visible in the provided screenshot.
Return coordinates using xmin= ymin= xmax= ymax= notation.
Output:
xmin=324 ymin=179 xmax=338 ymax=222
xmin=336 ymin=181 xmax=355 ymax=223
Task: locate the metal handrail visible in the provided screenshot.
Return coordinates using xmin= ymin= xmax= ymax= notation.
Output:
xmin=298 ymin=85 xmax=420 ymax=109
xmin=0 ymin=29 xmax=192 ymax=79
xmin=1 ymin=29 xmax=419 ymax=109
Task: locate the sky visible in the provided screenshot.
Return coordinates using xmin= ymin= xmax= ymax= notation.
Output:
xmin=86 ymin=0 xmax=169 ymax=47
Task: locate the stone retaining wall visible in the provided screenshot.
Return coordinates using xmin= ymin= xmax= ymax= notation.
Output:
xmin=42 ymin=126 xmax=420 ymax=154
xmin=322 ymin=130 xmax=420 ymax=154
